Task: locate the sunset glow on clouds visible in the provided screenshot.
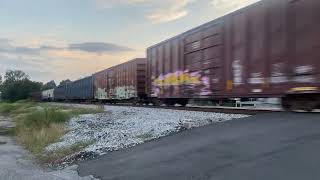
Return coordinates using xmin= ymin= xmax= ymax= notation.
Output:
xmin=0 ymin=0 xmax=259 ymax=83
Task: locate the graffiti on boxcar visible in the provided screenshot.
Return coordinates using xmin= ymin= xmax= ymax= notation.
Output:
xmin=249 ymin=72 xmax=264 ymax=84
xmin=115 ymin=86 xmax=137 ymax=99
xmin=152 ymin=70 xmax=212 ymax=96
xmin=232 ymin=60 xmax=243 ymax=86
xmin=293 ymin=65 xmax=316 ymax=83
xmin=295 ymin=65 xmax=313 ymax=75
xmin=95 ymin=88 xmax=108 ymax=100
xmin=154 ymin=70 xmax=202 ymax=86
xmin=293 ymin=75 xmax=316 ymax=83
xmin=270 ymin=63 xmax=288 ymax=84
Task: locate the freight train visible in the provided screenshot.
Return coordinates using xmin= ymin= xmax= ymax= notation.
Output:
xmin=41 ymin=0 xmax=320 ymax=111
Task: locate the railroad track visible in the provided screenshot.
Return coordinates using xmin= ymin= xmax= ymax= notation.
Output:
xmin=49 ymin=102 xmax=283 ymax=115
xmin=99 ymin=103 xmax=283 ymax=115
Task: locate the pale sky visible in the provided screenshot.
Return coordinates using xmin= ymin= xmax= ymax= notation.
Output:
xmin=0 ymin=0 xmax=259 ymax=84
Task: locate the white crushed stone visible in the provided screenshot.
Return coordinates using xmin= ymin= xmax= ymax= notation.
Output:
xmin=46 ymin=105 xmax=249 ymax=155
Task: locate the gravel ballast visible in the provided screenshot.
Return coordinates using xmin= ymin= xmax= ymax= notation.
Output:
xmin=46 ymin=105 xmax=249 ymax=160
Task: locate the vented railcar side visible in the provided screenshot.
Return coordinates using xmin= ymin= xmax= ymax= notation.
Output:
xmin=67 ymin=76 xmax=94 ymax=101
xmin=53 ymin=85 xmax=68 ymax=101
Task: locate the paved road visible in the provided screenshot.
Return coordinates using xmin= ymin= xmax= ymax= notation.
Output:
xmin=78 ymin=112 xmax=320 ymax=180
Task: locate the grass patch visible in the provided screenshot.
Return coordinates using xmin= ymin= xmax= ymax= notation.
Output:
xmin=23 ymin=108 xmax=71 ymax=128
xmin=0 ymin=127 xmax=15 ymax=136
xmin=16 ymin=124 xmax=66 ymax=156
xmin=0 ymin=103 xmax=16 ymax=114
xmin=0 ymin=100 xmax=103 ymax=163
xmin=0 ymin=101 xmax=37 ymax=115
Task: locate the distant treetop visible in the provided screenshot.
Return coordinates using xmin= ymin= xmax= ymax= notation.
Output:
xmin=42 ymin=80 xmax=57 ymax=90
xmin=59 ymin=79 xmax=72 ymax=86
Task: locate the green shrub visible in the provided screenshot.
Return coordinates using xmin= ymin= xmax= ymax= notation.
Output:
xmin=0 ymin=103 xmax=16 ymax=114
xmin=23 ymin=108 xmax=71 ymax=128
xmin=0 ymin=101 xmax=37 ymax=115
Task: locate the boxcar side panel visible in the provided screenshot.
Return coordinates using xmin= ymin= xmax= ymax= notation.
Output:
xmin=288 ymin=0 xmax=320 ymax=92
xmin=267 ymin=0 xmax=290 ymax=95
xmin=183 ymin=21 xmax=225 ymax=97
xmin=147 ymin=0 xmax=320 ymax=100
xmin=68 ymin=76 xmax=93 ymax=100
xmin=54 ymin=85 xmax=68 ymax=100
xmin=94 ymin=70 xmax=108 ymax=100
xmin=94 ymin=58 xmax=147 ymax=100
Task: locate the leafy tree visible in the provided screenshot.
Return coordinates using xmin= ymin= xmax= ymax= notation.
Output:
xmin=0 ymin=75 xmax=2 ymax=89
xmin=0 ymin=75 xmax=2 ymax=98
xmin=42 ymin=80 xmax=56 ymax=90
xmin=1 ymin=70 xmax=43 ymax=102
xmin=59 ymin=79 xmax=71 ymax=86
xmin=4 ymin=70 xmax=29 ymax=82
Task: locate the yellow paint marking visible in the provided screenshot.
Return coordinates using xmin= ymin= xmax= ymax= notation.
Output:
xmin=289 ymin=87 xmax=318 ymax=92
xmin=227 ymin=80 xmax=233 ymax=91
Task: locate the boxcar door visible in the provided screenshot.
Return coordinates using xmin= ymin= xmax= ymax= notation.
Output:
xmin=183 ymin=21 xmax=224 ymax=98
xmin=247 ymin=2 xmax=268 ymax=95
xmin=267 ymin=0 xmax=291 ymax=95
xmin=288 ymin=0 xmax=320 ymax=90
xmin=229 ymin=10 xmax=249 ymax=96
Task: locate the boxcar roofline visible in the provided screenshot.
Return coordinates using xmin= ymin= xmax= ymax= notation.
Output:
xmin=147 ymin=0 xmax=262 ymax=50
xmin=93 ymin=58 xmax=146 ymax=76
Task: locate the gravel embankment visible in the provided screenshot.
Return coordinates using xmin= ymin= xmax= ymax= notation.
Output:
xmin=47 ymin=105 xmax=249 ymax=160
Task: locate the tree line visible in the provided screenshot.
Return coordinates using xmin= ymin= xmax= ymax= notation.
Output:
xmin=0 ymin=70 xmax=71 ymax=102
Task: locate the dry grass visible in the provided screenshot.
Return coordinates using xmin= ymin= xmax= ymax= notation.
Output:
xmin=16 ymin=124 xmax=66 ymax=156
xmin=41 ymin=141 xmax=94 ymax=163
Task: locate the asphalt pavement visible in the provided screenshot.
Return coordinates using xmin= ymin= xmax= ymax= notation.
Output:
xmin=78 ymin=112 xmax=320 ymax=180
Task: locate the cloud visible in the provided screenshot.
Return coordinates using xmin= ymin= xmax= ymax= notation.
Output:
xmin=0 ymin=44 xmax=62 ymax=55
xmin=0 ymin=37 xmax=140 ymax=83
xmin=0 ymin=38 xmax=10 ymax=44
xmin=147 ymin=0 xmax=192 ymax=23
xmin=0 ymin=38 xmax=13 ymax=52
xmin=96 ymin=0 xmax=194 ymax=23
xmin=96 ymin=0 xmax=147 ymax=8
xmin=44 ymin=49 xmax=143 ymax=82
xmin=210 ymin=0 xmax=260 ymax=17
xmin=211 ymin=0 xmax=259 ymax=7
xmin=12 ymin=46 xmax=62 ymax=54
xmin=0 ymin=45 xmax=141 ymax=83
xmin=69 ymin=42 xmax=133 ymax=53
xmin=0 ymin=39 xmax=132 ymax=54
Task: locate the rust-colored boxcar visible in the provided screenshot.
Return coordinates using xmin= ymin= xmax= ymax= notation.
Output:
xmin=93 ymin=58 xmax=147 ymax=101
xmin=147 ymin=0 xmax=320 ymax=109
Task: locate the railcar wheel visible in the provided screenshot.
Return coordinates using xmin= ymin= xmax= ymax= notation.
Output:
xmin=164 ymin=100 xmax=175 ymax=107
xmin=282 ymin=103 xmax=292 ymax=111
xmin=282 ymin=94 xmax=319 ymax=112
xmin=281 ymin=97 xmax=292 ymax=111
xmin=178 ymin=99 xmax=189 ymax=107
xmin=152 ymin=99 xmax=162 ymax=106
